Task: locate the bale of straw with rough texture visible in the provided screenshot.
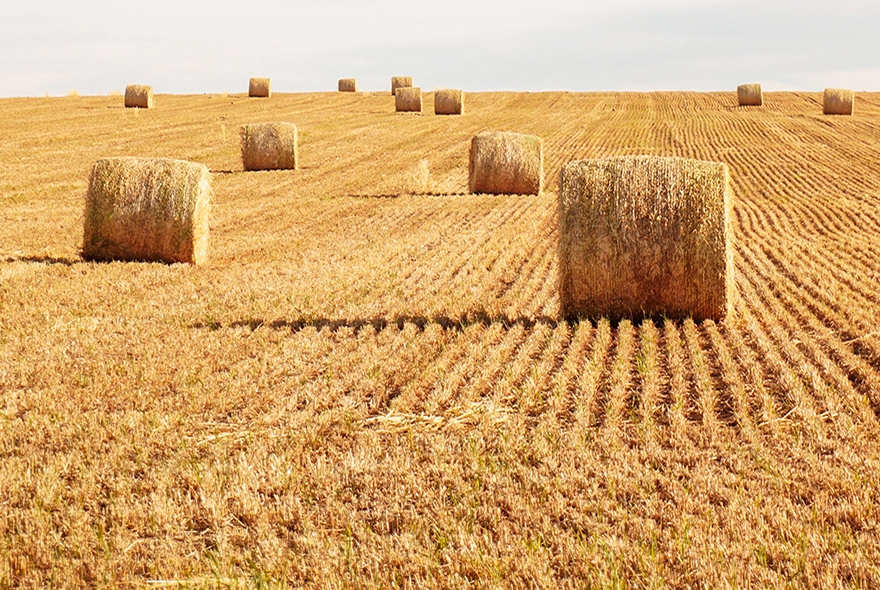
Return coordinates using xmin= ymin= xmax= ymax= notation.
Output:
xmin=249 ymin=78 xmax=271 ymax=98
xmin=83 ymin=157 xmax=211 ymax=264
xmin=124 ymin=85 xmax=153 ymax=108
xmin=824 ymin=88 xmax=854 ymax=115
xmin=395 ymin=87 xmax=422 ymax=112
xmin=434 ymin=89 xmax=464 ymax=115
xmin=558 ymin=156 xmax=733 ymax=322
xmin=338 ymin=78 xmax=358 ymax=92
xmin=391 ymin=76 xmax=412 ymax=95
xmin=737 ymin=83 xmax=762 ymax=106
xmin=468 ymin=132 xmax=543 ymax=195
xmin=240 ymin=122 xmax=298 ymax=171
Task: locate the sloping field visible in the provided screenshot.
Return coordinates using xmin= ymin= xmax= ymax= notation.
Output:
xmin=1 ymin=91 xmax=879 ymax=587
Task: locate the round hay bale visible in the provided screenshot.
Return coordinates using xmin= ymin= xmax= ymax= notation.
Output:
xmin=468 ymin=131 xmax=543 ymax=195
xmin=434 ymin=89 xmax=464 ymax=115
xmin=124 ymin=84 xmax=153 ymax=109
xmin=391 ymin=76 xmax=412 ymax=95
xmin=240 ymin=122 xmax=298 ymax=171
xmin=737 ymin=83 xmax=762 ymax=106
xmin=823 ymin=88 xmax=853 ymax=115
xmin=395 ymin=87 xmax=422 ymax=112
xmin=338 ymin=78 xmax=358 ymax=92
xmin=249 ymin=77 xmax=271 ymax=98
xmin=83 ymin=157 xmax=211 ymax=264
xmin=558 ymin=156 xmax=733 ymax=322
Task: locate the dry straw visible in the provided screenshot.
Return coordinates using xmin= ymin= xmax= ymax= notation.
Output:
xmin=338 ymin=78 xmax=358 ymax=92
xmin=249 ymin=78 xmax=271 ymax=98
xmin=468 ymin=131 xmax=543 ymax=195
xmin=240 ymin=122 xmax=298 ymax=171
xmin=558 ymin=156 xmax=733 ymax=322
xmin=83 ymin=157 xmax=211 ymax=264
xmin=823 ymin=88 xmax=854 ymax=115
xmin=395 ymin=87 xmax=422 ymax=112
xmin=434 ymin=89 xmax=464 ymax=115
xmin=737 ymin=83 xmax=762 ymax=106
xmin=391 ymin=76 xmax=413 ymax=95
xmin=124 ymin=85 xmax=153 ymax=108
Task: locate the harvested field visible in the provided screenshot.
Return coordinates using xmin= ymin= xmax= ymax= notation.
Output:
xmin=1 ymin=90 xmax=880 ymax=588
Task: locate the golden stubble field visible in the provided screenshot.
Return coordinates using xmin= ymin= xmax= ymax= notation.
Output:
xmin=1 ymin=90 xmax=880 ymax=588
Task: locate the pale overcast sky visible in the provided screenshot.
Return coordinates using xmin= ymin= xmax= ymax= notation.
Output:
xmin=1 ymin=0 xmax=877 ymax=96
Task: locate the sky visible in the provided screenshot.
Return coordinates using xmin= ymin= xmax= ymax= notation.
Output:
xmin=1 ymin=0 xmax=878 ymax=96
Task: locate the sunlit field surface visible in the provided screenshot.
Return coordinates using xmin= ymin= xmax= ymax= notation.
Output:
xmin=1 ymin=91 xmax=879 ymax=587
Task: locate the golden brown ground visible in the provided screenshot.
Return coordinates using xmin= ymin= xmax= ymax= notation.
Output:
xmin=1 ymin=91 xmax=879 ymax=588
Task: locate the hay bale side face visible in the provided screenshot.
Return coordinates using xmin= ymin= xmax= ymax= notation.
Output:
xmin=468 ymin=132 xmax=543 ymax=195
xmin=240 ymin=122 xmax=298 ymax=171
xmin=249 ymin=78 xmax=271 ymax=98
xmin=558 ymin=156 xmax=733 ymax=322
xmin=395 ymin=87 xmax=422 ymax=112
xmin=824 ymin=88 xmax=854 ymax=115
xmin=124 ymin=85 xmax=153 ymax=108
xmin=338 ymin=78 xmax=358 ymax=92
xmin=391 ymin=76 xmax=413 ymax=95
xmin=434 ymin=89 xmax=464 ymax=115
xmin=737 ymin=83 xmax=762 ymax=106
xmin=83 ymin=157 xmax=211 ymax=264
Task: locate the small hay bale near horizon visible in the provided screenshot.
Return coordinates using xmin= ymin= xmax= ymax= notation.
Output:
xmin=824 ymin=88 xmax=854 ymax=115
xmin=83 ymin=157 xmax=211 ymax=265
xmin=338 ymin=78 xmax=358 ymax=92
xmin=248 ymin=78 xmax=271 ymax=98
xmin=434 ymin=89 xmax=464 ymax=115
xmin=124 ymin=85 xmax=153 ymax=108
xmin=395 ymin=87 xmax=422 ymax=113
xmin=468 ymin=131 xmax=543 ymax=195
xmin=737 ymin=83 xmax=762 ymax=106
xmin=391 ymin=76 xmax=413 ymax=95
xmin=558 ymin=155 xmax=733 ymax=322
xmin=240 ymin=122 xmax=298 ymax=171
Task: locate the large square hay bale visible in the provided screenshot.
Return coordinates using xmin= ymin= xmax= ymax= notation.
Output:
xmin=823 ymin=88 xmax=854 ymax=115
xmin=737 ymin=83 xmax=762 ymax=106
xmin=558 ymin=156 xmax=733 ymax=322
xmin=395 ymin=87 xmax=422 ymax=112
xmin=468 ymin=131 xmax=543 ymax=195
xmin=434 ymin=89 xmax=464 ymax=115
xmin=391 ymin=76 xmax=412 ymax=95
xmin=83 ymin=157 xmax=211 ymax=264
xmin=124 ymin=84 xmax=153 ymax=108
xmin=249 ymin=77 xmax=271 ymax=98
xmin=240 ymin=122 xmax=298 ymax=171
xmin=338 ymin=78 xmax=357 ymax=92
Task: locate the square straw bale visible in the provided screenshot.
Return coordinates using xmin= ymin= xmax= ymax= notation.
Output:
xmin=240 ymin=122 xmax=298 ymax=171
xmin=338 ymin=78 xmax=358 ymax=92
xmin=737 ymin=83 xmax=762 ymax=106
xmin=83 ymin=157 xmax=211 ymax=264
xmin=558 ymin=156 xmax=733 ymax=322
xmin=395 ymin=87 xmax=422 ymax=112
xmin=124 ymin=84 xmax=153 ymax=108
xmin=391 ymin=76 xmax=413 ymax=95
xmin=249 ymin=77 xmax=271 ymax=98
xmin=468 ymin=131 xmax=543 ymax=195
xmin=823 ymin=88 xmax=854 ymax=115
xmin=434 ymin=89 xmax=464 ymax=115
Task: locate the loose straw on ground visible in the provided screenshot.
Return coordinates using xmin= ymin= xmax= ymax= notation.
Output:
xmin=468 ymin=131 xmax=543 ymax=195
xmin=240 ymin=122 xmax=298 ymax=171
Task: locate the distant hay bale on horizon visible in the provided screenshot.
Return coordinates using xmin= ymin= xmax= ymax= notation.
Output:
xmin=823 ymin=88 xmax=854 ymax=115
xmin=395 ymin=87 xmax=422 ymax=112
xmin=249 ymin=78 xmax=271 ymax=98
xmin=434 ymin=89 xmax=464 ymax=115
xmin=391 ymin=76 xmax=412 ymax=95
xmin=737 ymin=83 xmax=762 ymax=106
xmin=468 ymin=131 xmax=543 ymax=195
xmin=240 ymin=122 xmax=298 ymax=171
xmin=558 ymin=156 xmax=733 ymax=322
xmin=338 ymin=78 xmax=358 ymax=92
xmin=83 ymin=157 xmax=211 ymax=265
xmin=124 ymin=85 xmax=153 ymax=108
